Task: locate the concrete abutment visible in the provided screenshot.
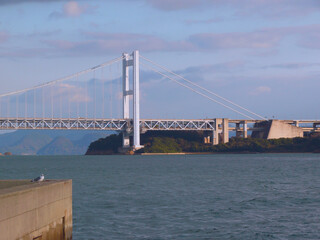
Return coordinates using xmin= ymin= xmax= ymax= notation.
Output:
xmin=0 ymin=180 xmax=72 ymax=240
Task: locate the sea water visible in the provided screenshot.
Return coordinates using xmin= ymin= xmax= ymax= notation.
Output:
xmin=1 ymin=154 xmax=320 ymax=239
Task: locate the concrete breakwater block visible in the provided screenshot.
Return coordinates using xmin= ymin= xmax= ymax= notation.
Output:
xmin=0 ymin=180 xmax=72 ymax=240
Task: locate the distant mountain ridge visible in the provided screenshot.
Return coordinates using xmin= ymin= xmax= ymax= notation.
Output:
xmin=0 ymin=130 xmax=113 ymax=155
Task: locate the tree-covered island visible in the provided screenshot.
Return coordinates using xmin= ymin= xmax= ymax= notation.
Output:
xmin=86 ymin=131 xmax=320 ymax=155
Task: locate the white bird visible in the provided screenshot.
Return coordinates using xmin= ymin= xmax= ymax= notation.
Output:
xmin=31 ymin=174 xmax=44 ymax=182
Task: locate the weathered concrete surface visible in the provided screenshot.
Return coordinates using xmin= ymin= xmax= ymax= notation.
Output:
xmin=0 ymin=180 xmax=72 ymax=240
xmin=213 ymin=118 xmax=229 ymax=145
xmin=267 ymin=120 xmax=303 ymax=139
xmin=252 ymin=120 xmax=304 ymax=139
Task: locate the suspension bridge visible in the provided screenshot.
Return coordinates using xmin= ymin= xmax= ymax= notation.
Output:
xmin=0 ymin=50 xmax=319 ymax=150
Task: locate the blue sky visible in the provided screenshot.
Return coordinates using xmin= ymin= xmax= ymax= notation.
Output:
xmin=0 ymin=0 xmax=320 ymax=120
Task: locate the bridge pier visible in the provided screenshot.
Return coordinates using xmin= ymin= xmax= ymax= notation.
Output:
xmin=222 ymin=118 xmax=229 ymax=143
xmin=213 ymin=118 xmax=220 ymax=145
xmin=236 ymin=121 xmax=248 ymax=138
xmin=122 ymin=131 xmax=130 ymax=148
xmin=212 ymin=118 xmax=229 ymax=145
xmin=243 ymin=121 xmax=248 ymax=138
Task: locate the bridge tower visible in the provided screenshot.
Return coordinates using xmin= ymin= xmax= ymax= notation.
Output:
xmin=122 ymin=50 xmax=142 ymax=150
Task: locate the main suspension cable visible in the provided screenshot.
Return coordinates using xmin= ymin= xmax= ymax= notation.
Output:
xmin=0 ymin=56 xmax=125 ymax=98
xmin=141 ymin=62 xmax=255 ymax=120
xmin=141 ymin=55 xmax=266 ymax=120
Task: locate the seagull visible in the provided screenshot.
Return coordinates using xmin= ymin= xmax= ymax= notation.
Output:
xmin=31 ymin=174 xmax=44 ymax=182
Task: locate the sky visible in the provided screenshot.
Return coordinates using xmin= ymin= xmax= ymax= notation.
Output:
xmin=0 ymin=0 xmax=320 ymax=120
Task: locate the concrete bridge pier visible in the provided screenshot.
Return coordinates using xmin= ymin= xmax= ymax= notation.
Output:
xmin=236 ymin=123 xmax=241 ymax=137
xmin=222 ymin=118 xmax=229 ymax=143
xmin=243 ymin=121 xmax=248 ymax=138
xmin=122 ymin=131 xmax=130 ymax=148
xmin=212 ymin=118 xmax=229 ymax=145
xmin=236 ymin=121 xmax=248 ymax=138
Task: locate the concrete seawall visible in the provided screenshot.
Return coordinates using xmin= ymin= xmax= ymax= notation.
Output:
xmin=0 ymin=180 xmax=72 ymax=240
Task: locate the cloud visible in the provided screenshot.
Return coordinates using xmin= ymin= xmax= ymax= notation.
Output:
xmin=188 ymin=24 xmax=320 ymax=51
xmin=43 ymin=32 xmax=193 ymax=56
xmin=64 ymin=1 xmax=86 ymax=17
xmin=250 ymin=86 xmax=271 ymax=95
xmin=184 ymin=18 xmax=223 ymax=25
xmin=1 ymin=0 xmax=319 ymax=19
xmin=0 ymin=0 xmax=65 ymax=5
xmin=4 ymin=24 xmax=320 ymax=58
xmin=3 ymin=0 xmax=318 ymax=17
xmin=142 ymin=0 xmax=320 ymax=17
xmin=298 ymin=31 xmax=320 ymax=49
xmin=0 ymin=46 xmax=52 ymax=58
xmin=189 ymin=31 xmax=282 ymax=50
xmin=262 ymin=63 xmax=320 ymax=69
xmin=228 ymin=0 xmax=319 ymax=18
xmin=55 ymin=83 xmax=91 ymax=103
xmin=145 ymin=0 xmax=202 ymax=11
xmin=139 ymin=61 xmax=247 ymax=94
xmin=174 ymin=61 xmax=246 ymax=82
xmin=49 ymin=1 xmax=94 ymax=18
xmin=26 ymin=30 xmax=62 ymax=38
xmin=0 ymin=31 xmax=8 ymax=43
xmin=43 ymin=28 xmax=285 ymax=57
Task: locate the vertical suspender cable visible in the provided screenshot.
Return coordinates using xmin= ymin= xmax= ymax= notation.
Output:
xmin=140 ymin=55 xmax=266 ymax=120
xmin=7 ymin=96 xmax=9 ymax=119
xmin=110 ymin=65 xmax=113 ymax=118
xmin=86 ymin=76 xmax=88 ymax=119
xmin=51 ymin=85 xmax=53 ymax=119
xmin=68 ymin=86 xmax=71 ymax=119
xmin=77 ymin=74 xmax=79 ymax=118
xmin=25 ymin=92 xmax=27 ymax=119
xmin=33 ymin=89 xmax=36 ymax=119
xmin=102 ymin=68 xmax=105 ymax=119
xmin=59 ymin=87 xmax=62 ymax=119
xmin=42 ymin=87 xmax=45 ymax=119
xmin=94 ymin=70 xmax=96 ymax=119
xmin=16 ymin=95 xmax=18 ymax=119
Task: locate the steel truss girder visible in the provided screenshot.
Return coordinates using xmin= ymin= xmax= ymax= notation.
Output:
xmin=0 ymin=118 xmax=129 ymax=131
xmin=0 ymin=118 xmax=216 ymax=131
xmin=140 ymin=119 xmax=215 ymax=131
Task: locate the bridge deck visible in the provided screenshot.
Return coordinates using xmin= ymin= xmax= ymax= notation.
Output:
xmin=0 ymin=118 xmax=318 ymax=132
xmin=0 ymin=118 xmax=216 ymax=131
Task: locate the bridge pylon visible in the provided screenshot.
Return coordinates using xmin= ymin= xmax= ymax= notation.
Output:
xmin=121 ymin=50 xmax=143 ymax=150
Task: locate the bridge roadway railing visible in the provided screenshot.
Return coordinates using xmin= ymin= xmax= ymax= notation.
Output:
xmin=0 ymin=118 xmax=216 ymax=131
xmin=0 ymin=118 xmax=319 ymax=132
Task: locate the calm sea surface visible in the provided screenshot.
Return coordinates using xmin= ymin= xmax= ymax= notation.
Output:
xmin=1 ymin=154 xmax=320 ymax=239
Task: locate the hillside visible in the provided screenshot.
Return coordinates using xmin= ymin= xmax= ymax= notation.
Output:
xmin=0 ymin=130 xmax=112 ymax=155
xmin=9 ymin=134 xmax=53 ymax=155
xmin=37 ymin=137 xmax=78 ymax=155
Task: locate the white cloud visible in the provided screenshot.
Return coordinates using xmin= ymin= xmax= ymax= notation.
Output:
xmin=63 ymin=1 xmax=84 ymax=17
xmin=0 ymin=31 xmax=8 ymax=43
xmin=49 ymin=1 xmax=94 ymax=19
xmin=250 ymin=86 xmax=271 ymax=95
xmin=55 ymin=83 xmax=91 ymax=103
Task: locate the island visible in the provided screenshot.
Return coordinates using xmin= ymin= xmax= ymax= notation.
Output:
xmin=85 ymin=131 xmax=320 ymax=155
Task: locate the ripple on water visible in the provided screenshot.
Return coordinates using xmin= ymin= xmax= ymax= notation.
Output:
xmin=1 ymin=154 xmax=320 ymax=239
